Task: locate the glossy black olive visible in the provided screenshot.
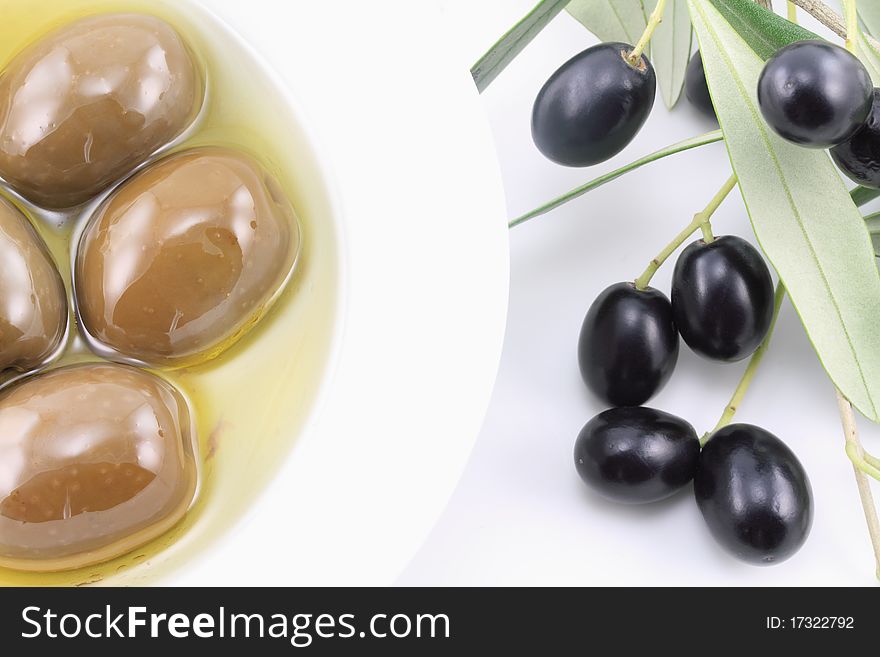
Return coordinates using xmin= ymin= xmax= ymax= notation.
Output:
xmin=695 ymin=424 xmax=813 ymax=565
xmin=757 ymin=40 xmax=872 ymax=148
xmin=671 ymin=236 xmax=774 ymax=362
xmin=831 ymin=88 xmax=880 ymax=189
xmin=575 ymin=406 xmax=700 ymax=504
xmin=532 ymin=42 xmax=656 ymax=167
xmin=685 ymin=51 xmax=716 ymax=120
xmin=578 ymin=282 xmax=678 ymax=406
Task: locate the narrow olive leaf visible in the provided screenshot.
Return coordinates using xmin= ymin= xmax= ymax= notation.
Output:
xmin=864 ymin=208 xmax=880 ymax=257
xmin=509 ymin=129 xmax=723 ymax=227
xmin=471 ymin=0 xmax=570 ymax=93
xmin=689 ymin=0 xmax=880 ymax=421
xmin=568 ymin=1 xmax=693 ymax=110
xmin=867 ymin=212 xmax=880 ymax=257
xmin=706 ymin=0 xmax=817 ymax=60
xmin=854 ymin=31 xmax=880 ymax=85
xmin=853 ymin=186 xmax=880 ymax=207
xmin=566 ymin=0 xmax=648 ymax=46
xmin=652 ymin=0 xmax=693 ymax=108
xmin=860 ymin=5 xmax=880 ymax=39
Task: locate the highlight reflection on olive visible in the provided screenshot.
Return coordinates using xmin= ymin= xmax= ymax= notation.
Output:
xmin=0 ymin=363 xmax=198 ymax=572
xmin=75 ymin=148 xmax=301 ymax=368
xmin=0 ymin=13 xmax=203 ymax=209
xmin=0 ymin=197 xmax=67 ymax=374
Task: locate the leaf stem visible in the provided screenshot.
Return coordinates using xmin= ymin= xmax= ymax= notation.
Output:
xmin=701 ymin=282 xmax=785 ymax=447
xmin=634 ymin=174 xmax=736 ymax=290
xmin=788 ymin=2 xmax=798 ymax=23
xmin=835 ymin=389 xmax=880 ymax=580
xmin=866 ymin=212 xmax=880 ymax=232
xmin=843 ymin=0 xmax=859 ymax=52
xmin=509 ymin=130 xmax=724 ymax=228
xmin=627 ymin=0 xmax=668 ymax=65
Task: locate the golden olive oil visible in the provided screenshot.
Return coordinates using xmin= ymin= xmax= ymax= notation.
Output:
xmin=0 ymin=0 xmax=341 ymax=585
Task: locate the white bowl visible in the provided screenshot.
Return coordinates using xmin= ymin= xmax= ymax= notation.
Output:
xmin=0 ymin=0 xmax=509 ymax=586
xmin=170 ymin=0 xmax=511 ymax=587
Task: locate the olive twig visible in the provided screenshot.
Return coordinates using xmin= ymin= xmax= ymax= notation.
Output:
xmin=701 ymin=282 xmax=785 ymax=447
xmin=843 ymin=0 xmax=859 ymax=53
xmin=788 ymin=0 xmax=880 ymax=54
xmin=789 ymin=0 xmax=846 ymax=38
xmin=835 ymin=390 xmax=880 ymax=580
xmin=634 ymin=173 xmax=737 ymax=291
xmin=627 ymin=0 xmax=668 ymax=66
xmin=509 ymin=130 xmax=724 ymax=228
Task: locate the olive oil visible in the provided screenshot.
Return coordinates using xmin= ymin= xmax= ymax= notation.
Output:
xmin=0 ymin=0 xmax=341 ymax=585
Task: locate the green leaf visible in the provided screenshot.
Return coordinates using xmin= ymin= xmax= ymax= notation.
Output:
xmin=471 ymin=0 xmax=570 ymax=93
xmin=706 ymin=0 xmax=818 ymax=59
xmin=568 ymin=1 xmax=692 ymax=110
xmin=861 ymin=5 xmax=880 ymax=39
xmin=709 ymin=0 xmax=878 ymax=86
xmin=853 ymin=186 xmax=880 ymax=208
xmin=509 ymin=129 xmax=723 ymax=227
xmin=653 ymin=0 xmax=693 ymax=108
xmin=866 ymin=212 xmax=880 ymax=257
xmin=688 ymin=0 xmax=880 ymax=421
xmin=566 ymin=0 xmax=648 ymax=46
xmin=854 ymin=30 xmax=880 ymax=85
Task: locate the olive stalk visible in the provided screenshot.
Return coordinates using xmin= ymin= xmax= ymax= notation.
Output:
xmin=509 ymin=130 xmax=724 ymax=228
xmin=843 ymin=0 xmax=859 ymax=53
xmin=847 ymin=443 xmax=880 ymax=480
xmin=627 ymin=0 xmax=668 ymax=66
xmin=701 ymin=282 xmax=786 ymax=447
xmin=835 ymin=390 xmax=880 ymax=580
xmin=634 ymin=174 xmax=737 ymax=290
xmin=865 ymin=450 xmax=880 ymax=472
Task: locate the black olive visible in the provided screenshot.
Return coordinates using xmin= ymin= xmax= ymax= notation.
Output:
xmin=685 ymin=51 xmax=716 ymax=120
xmin=671 ymin=236 xmax=774 ymax=362
xmin=757 ymin=40 xmax=872 ymax=148
xmin=532 ymin=42 xmax=656 ymax=167
xmin=831 ymin=88 xmax=880 ymax=189
xmin=695 ymin=424 xmax=813 ymax=565
xmin=578 ymin=282 xmax=678 ymax=406
xmin=575 ymin=406 xmax=700 ymax=504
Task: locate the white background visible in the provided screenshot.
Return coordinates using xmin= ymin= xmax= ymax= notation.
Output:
xmin=399 ymin=0 xmax=880 ymax=585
